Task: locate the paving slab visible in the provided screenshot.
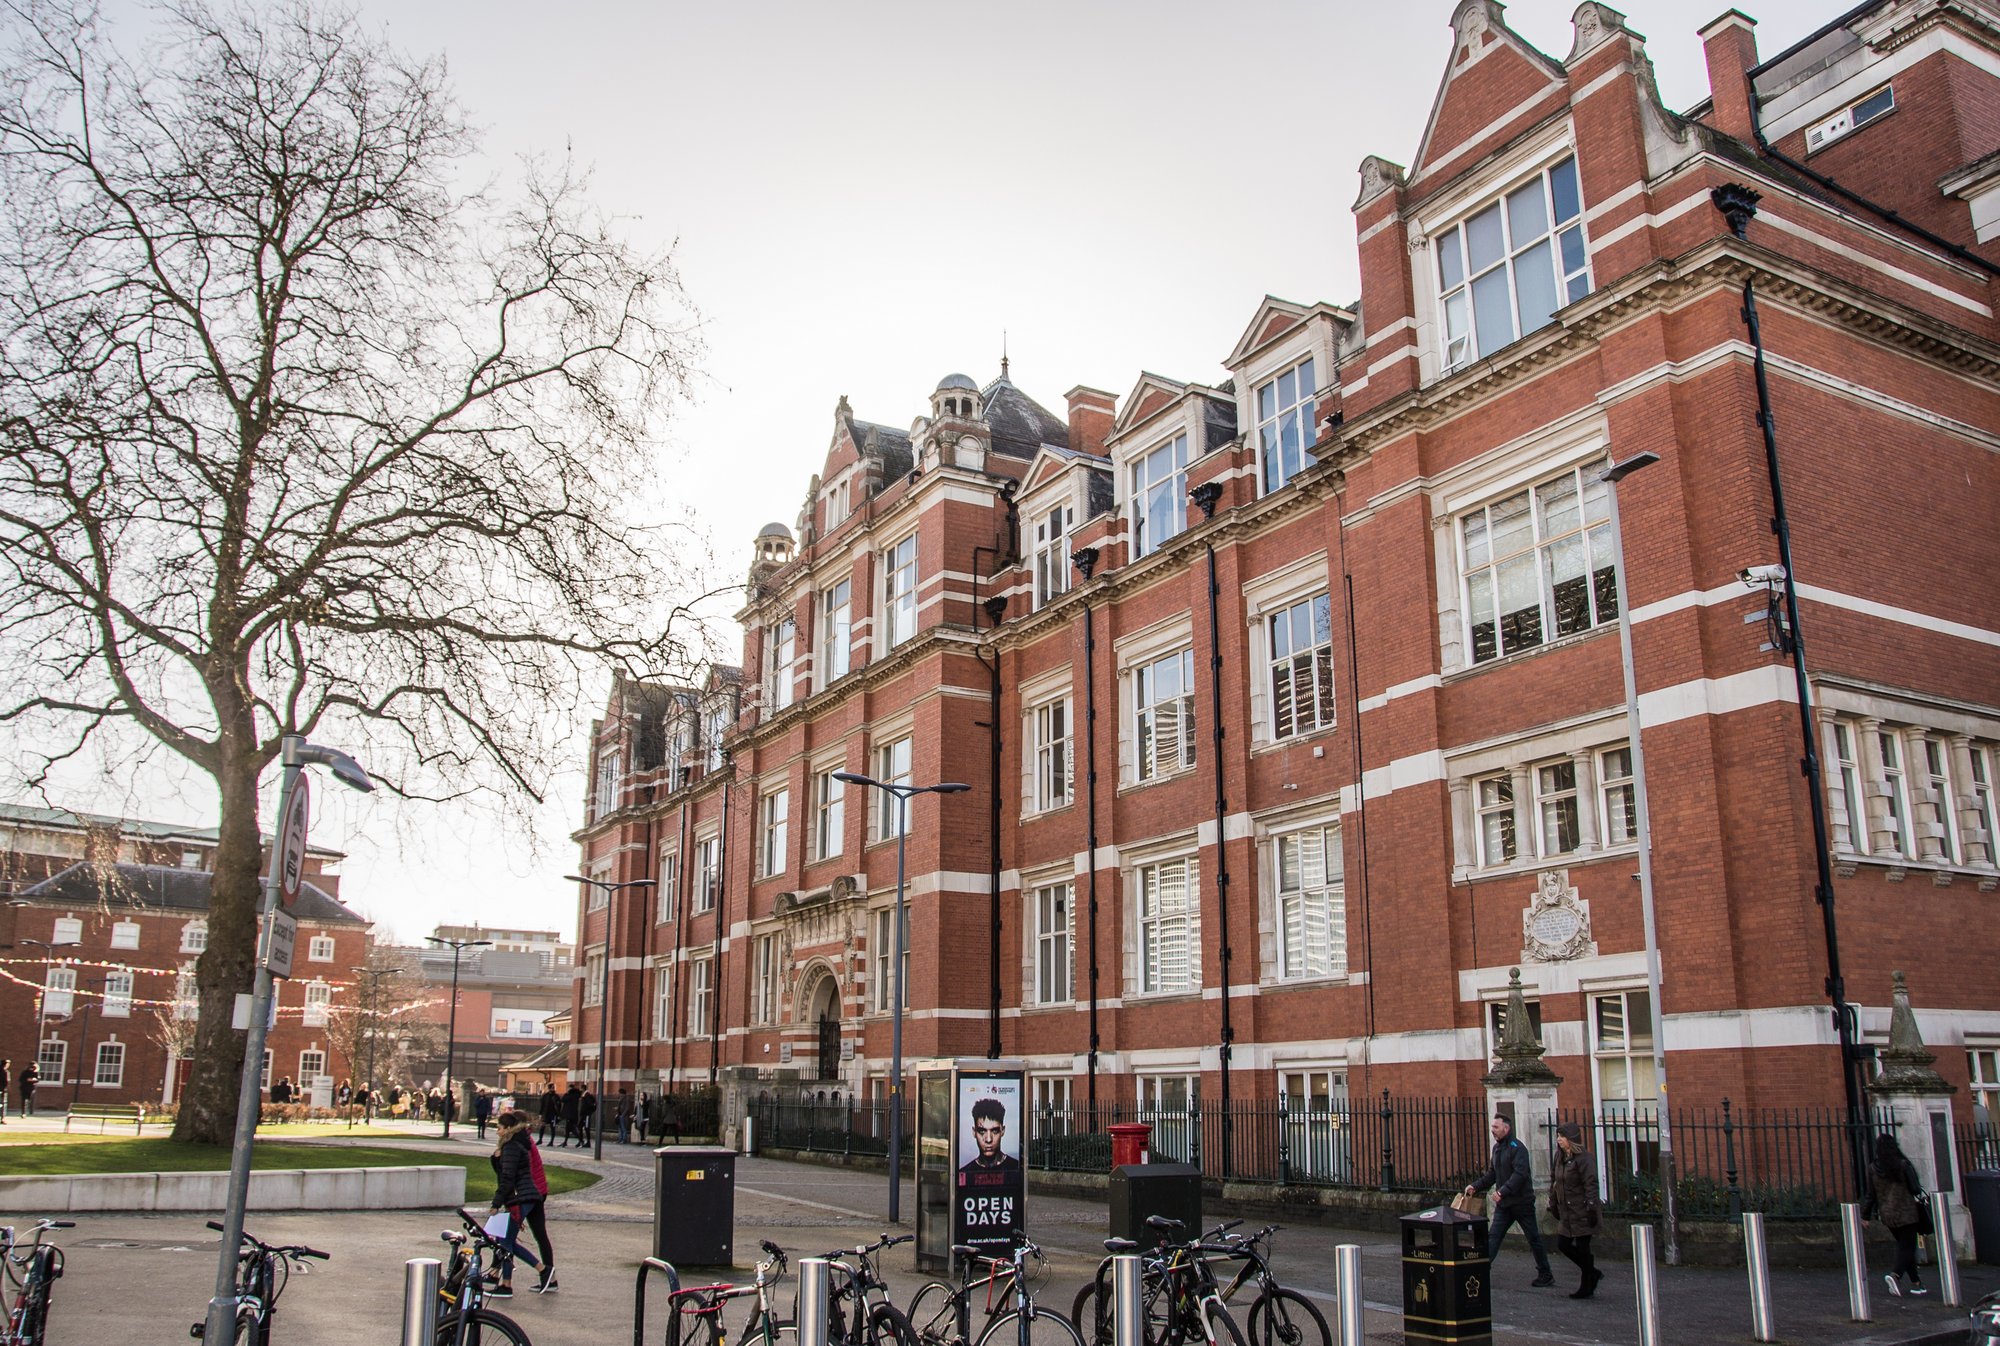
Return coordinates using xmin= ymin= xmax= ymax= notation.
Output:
xmin=3 ymin=1137 xmax=1988 ymax=1346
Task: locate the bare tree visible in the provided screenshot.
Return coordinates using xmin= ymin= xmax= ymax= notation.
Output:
xmin=324 ymin=940 xmax=440 ymax=1099
xmin=0 ymin=1 xmax=705 ymax=1143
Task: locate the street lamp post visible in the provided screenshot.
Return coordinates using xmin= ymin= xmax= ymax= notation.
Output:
xmin=426 ymin=936 xmax=492 ymax=1140
xmin=203 ymin=734 xmax=372 ymax=1346
xmin=357 ymin=966 xmax=396 ymax=1125
xmin=1600 ymin=449 xmax=1679 ymax=1265
xmin=566 ymin=875 xmax=655 ymax=1161
xmin=62 ymin=976 xmax=108 ymax=1107
xmin=833 ymin=771 xmax=969 ymax=1224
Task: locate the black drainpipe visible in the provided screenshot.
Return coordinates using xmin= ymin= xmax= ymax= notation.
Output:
xmin=1190 ymin=482 xmax=1231 ymax=1174
xmin=1072 ymin=545 xmax=1103 ymax=1118
xmin=669 ymin=799 xmax=691 ymax=1090
xmin=1334 ymin=488 xmax=1379 ymax=1082
xmin=974 ymin=492 xmax=1017 ymax=1061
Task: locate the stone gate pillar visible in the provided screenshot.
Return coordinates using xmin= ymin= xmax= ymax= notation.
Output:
xmin=1483 ymin=967 xmax=1563 ymax=1194
xmin=1868 ymin=971 xmax=1966 ymax=1253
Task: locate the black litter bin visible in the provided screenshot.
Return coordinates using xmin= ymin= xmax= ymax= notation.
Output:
xmin=1108 ymin=1162 xmax=1202 ymax=1249
xmin=1401 ymin=1203 xmax=1491 ymax=1345
xmin=1966 ymin=1170 xmax=2000 ymax=1266
xmin=655 ymin=1145 xmax=735 ymax=1267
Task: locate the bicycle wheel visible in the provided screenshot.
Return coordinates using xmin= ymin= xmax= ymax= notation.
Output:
xmin=976 ymin=1306 xmax=1088 ymax=1346
xmin=1198 ymin=1301 xmax=1247 ymax=1346
xmin=436 ymin=1307 xmax=532 ymax=1345
xmin=232 ymin=1302 xmax=264 ymax=1346
xmin=906 ymin=1282 xmax=963 ymax=1346
xmin=16 ymin=1281 xmax=52 ymax=1346
xmin=1246 ymin=1291 xmax=1327 ymax=1346
xmin=866 ymin=1301 xmax=920 ymax=1346
xmin=1069 ymin=1280 xmax=1110 ymax=1346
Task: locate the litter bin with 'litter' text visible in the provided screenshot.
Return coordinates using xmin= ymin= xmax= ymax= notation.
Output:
xmin=1401 ymin=1203 xmax=1491 ymax=1345
xmin=655 ymin=1146 xmax=735 ymax=1267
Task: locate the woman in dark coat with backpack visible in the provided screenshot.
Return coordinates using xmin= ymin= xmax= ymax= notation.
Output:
xmin=1864 ymin=1132 xmax=1929 ymax=1296
xmin=488 ymin=1111 xmax=558 ymax=1296
xmin=1549 ymin=1121 xmax=1604 ymax=1299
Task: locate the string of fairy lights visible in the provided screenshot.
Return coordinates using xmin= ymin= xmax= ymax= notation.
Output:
xmin=0 ymin=955 xmax=446 ymax=1019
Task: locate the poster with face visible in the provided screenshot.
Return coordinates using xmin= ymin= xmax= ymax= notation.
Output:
xmin=953 ymin=1070 xmax=1024 ymax=1256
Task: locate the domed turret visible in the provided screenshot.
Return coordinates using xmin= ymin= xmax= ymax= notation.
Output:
xmin=932 ymin=373 xmax=981 ymax=421
xmin=751 ymin=521 xmax=795 ymax=582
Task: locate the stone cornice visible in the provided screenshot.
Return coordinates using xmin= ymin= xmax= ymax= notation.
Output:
xmin=1326 ymin=239 xmax=2000 ymax=465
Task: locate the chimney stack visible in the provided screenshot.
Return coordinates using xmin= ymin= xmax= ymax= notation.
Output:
xmin=1699 ymin=10 xmax=1761 ymax=144
xmin=1065 ymin=386 xmax=1116 ymax=458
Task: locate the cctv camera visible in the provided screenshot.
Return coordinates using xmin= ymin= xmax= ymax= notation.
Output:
xmin=1738 ymin=564 xmax=1787 ymax=588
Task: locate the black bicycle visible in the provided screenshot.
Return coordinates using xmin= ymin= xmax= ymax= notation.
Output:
xmin=190 ymin=1220 xmax=327 ymax=1344
xmin=434 ymin=1208 xmax=533 ymax=1345
xmin=1 ymin=1219 xmax=71 ymax=1346
xmin=1070 ymin=1218 xmax=1248 ymax=1346
xmin=909 ymin=1238 xmax=1082 ymax=1346
xmin=1196 ymin=1226 xmax=1327 ymax=1346
xmin=819 ymin=1233 xmax=919 ymax=1346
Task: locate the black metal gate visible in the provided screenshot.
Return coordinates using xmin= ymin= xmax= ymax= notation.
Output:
xmin=816 ymin=1013 xmax=840 ymax=1080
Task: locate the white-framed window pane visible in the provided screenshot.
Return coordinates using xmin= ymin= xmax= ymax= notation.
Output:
xmin=44 ymin=965 xmax=76 ymax=1018
xmin=1257 ymin=356 xmax=1318 ymax=494
xmin=110 ymin=921 xmax=140 ymax=951
xmin=1476 ymin=775 xmax=1517 ymax=866
xmin=584 ymin=949 xmax=606 ymax=1006
xmin=763 ymin=788 xmax=790 ymax=876
xmin=658 ymin=851 xmax=680 ymax=923
xmin=299 ymin=1049 xmax=326 ymax=1084
xmin=1971 ymin=747 xmax=1998 ymax=866
xmin=52 ymin=917 xmax=81 ymax=945
xmin=1599 ymin=746 xmax=1637 ymax=845
xmin=823 ymin=580 xmax=852 ymax=681
xmin=94 ymin=1041 xmax=124 ymax=1087
xmin=1033 ymin=882 xmax=1074 ymax=1005
xmin=876 ymin=737 xmax=912 ymax=840
xmin=816 ymin=771 xmax=845 ymax=859
xmin=594 ymin=749 xmax=621 ymax=818
xmin=1268 ymin=594 xmax=1336 ymax=739
xmin=1461 ymin=459 xmax=1617 ymax=666
xmin=1131 ymin=433 xmax=1190 ymax=558
xmin=689 ymin=958 xmax=713 ymax=1037
xmin=884 ymin=535 xmax=919 ymax=647
xmin=103 ymin=969 xmax=133 ymax=1018
xmin=768 ymin=617 xmax=797 ymax=711
xmin=1923 ymin=737 xmax=1960 ymax=862
xmin=1137 ymin=858 xmax=1199 ymax=995
xmin=1437 ymin=156 xmax=1589 ymax=369
xmin=1880 ymin=731 xmax=1909 ymax=855
xmin=1034 ymin=504 xmax=1075 ymax=607
xmin=308 ymin=935 xmax=335 ymax=962
xmin=654 ymin=962 xmax=674 ymax=1038
xmin=1135 ymin=650 xmax=1196 ymax=780
xmin=303 ymin=981 xmax=331 ymax=1027
xmin=1536 ymin=760 xmax=1580 ymax=855
xmin=1274 ymin=826 xmax=1345 ymax=980
xmin=1035 ymin=698 xmax=1073 ymax=811
xmin=696 ymin=837 xmax=721 ymax=912
xmin=181 ymin=921 xmax=208 ymax=953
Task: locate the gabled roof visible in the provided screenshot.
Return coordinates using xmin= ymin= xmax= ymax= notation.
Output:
xmin=980 ymin=373 xmax=1070 ymax=459
xmin=21 ymin=862 xmax=369 ymax=926
xmin=1225 ymin=296 xmax=1358 ymax=370
xmin=1406 ymin=0 xmax=1568 ymax=187
xmin=1109 ymin=373 xmax=1190 ymax=441
xmin=0 ymin=801 xmax=343 ymax=859
xmin=1019 ymin=444 xmax=1110 ymax=498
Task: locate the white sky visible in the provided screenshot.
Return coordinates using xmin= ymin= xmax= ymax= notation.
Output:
xmin=16 ymin=0 xmax=1836 ymax=943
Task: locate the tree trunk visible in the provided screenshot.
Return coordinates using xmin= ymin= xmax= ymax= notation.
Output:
xmin=170 ymin=741 xmax=267 ymax=1145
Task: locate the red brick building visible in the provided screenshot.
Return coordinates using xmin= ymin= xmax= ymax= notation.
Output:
xmin=572 ymin=0 xmax=1999 ymax=1199
xmin=0 ymin=805 xmax=369 ymax=1109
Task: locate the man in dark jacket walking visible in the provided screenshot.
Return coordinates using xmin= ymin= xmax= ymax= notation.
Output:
xmin=560 ymin=1083 xmax=584 ymax=1146
xmin=537 ymin=1084 xmax=561 ymax=1145
xmin=1466 ymin=1114 xmax=1554 ymax=1286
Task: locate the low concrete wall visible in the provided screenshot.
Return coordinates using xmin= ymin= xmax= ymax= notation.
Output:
xmin=0 ymin=1165 xmax=465 ymax=1213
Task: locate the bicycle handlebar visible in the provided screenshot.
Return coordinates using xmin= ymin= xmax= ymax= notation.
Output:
xmin=206 ymin=1220 xmax=328 ymax=1260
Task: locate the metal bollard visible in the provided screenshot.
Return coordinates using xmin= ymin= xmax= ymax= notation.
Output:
xmin=400 ymin=1257 xmax=441 ymax=1346
xmin=1633 ymin=1224 xmax=1660 ymax=1346
xmin=1113 ymin=1254 xmax=1143 ymax=1346
xmin=1743 ymin=1213 xmax=1775 ymax=1342
xmin=1333 ymin=1243 xmax=1364 ymax=1346
xmin=1840 ymin=1202 xmax=1871 ymax=1322
xmin=798 ymin=1257 xmax=832 ymax=1346
xmin=1932 ymin=1192 xmax=1962 ymax=1307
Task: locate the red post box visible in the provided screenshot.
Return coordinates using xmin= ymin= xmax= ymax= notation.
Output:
xmin=1109 ymin=1122 xmax=1152 ymax=1168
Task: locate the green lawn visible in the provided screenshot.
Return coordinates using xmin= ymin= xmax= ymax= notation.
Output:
xmin=2 ymin=1139 xmax=600 ymax=1196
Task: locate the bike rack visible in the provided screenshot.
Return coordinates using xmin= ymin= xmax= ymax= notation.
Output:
xmin=634 ymin=1256 xmax=684 ymax=1346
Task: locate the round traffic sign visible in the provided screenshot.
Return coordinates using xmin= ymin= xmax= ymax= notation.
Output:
xmin=279 ymin=777 xmax=311 ymax=905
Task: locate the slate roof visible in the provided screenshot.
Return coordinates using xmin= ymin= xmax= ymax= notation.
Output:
xmin=851 ymin=419 xmax=914 ymax=480
xmin=980 ymin=375 xmax=1071 ymax=460
xmin=21 ymin=862 xmax=369 ymax=926
xmin=0 ymin=801 xmax=342 ymax=858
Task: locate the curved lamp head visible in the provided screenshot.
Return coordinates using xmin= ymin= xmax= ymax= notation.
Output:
xmin=297 ymin=743 xmax=374 ymax=793
xmin=932 ymin=782 xmax=971 ymax=794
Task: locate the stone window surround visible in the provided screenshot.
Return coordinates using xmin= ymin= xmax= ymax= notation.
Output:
xmin=808 ymin=747 xmax=847 ymax=863
xmin=1115 ymin=614 xmax=1197 ymax=790
xmin=1018 ymin=665 xmax=1075 ymax=820
xmin=1447 ymin=709 xmax=1637 ymax=882
xmin=1250 ymin=800 xmax=1348 ymax=987
xmin=1023 ymin=869 xmax=1076 ymax=1010
xmin=1816 ymin=684 xmax=2000 ymax=887
xmin=864 ymin=708 xmax=917 ymax=844
xmin=1242 ymin=552 xmax=1336 ymax=748
xmin=1118 ymin=830 xmax=1202 ymax=1002
xmin=1408 ymin=122 xmax=1577 ymax=388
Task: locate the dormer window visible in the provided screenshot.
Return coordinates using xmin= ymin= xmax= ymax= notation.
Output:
xmin=1130 ymin=432 xmax=1191 ymax=559
xmin=1032 ymin=501 xmax=1076 ymax=607
xmin=1256 ymin=357 xmax=1318 ymax=493
xmin=824 ymin=476 xmax=851 ymax=529
xmin=1435 ymin=156 xmax=1588 ymax=372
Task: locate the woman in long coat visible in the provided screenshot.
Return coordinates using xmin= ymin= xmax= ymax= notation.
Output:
xmin=1549 ymin=1121 xmax=1604 ymax=1299
xmin=1865 ymin=1132 xmax=1929 ymax=1296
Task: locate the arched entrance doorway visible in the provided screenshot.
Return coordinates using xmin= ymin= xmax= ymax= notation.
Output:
xmin=806 ymin=971 xmax=841 ymax=1081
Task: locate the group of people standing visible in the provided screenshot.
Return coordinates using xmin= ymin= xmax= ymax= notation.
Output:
xmin=0 ymin=1058 xmax=40 ymax=1119
xmin=1467 ymin=1112 xmax=1940 ymax=1302
xmin=533 ymin=1082 xmax=597 ymax=1147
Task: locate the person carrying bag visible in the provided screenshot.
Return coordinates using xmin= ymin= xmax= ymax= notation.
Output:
xmin=1864 ymin=1133 xmax=1931 ymax=1297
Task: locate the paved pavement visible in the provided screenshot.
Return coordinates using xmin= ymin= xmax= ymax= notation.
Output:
xmin=4 ymin=1122 xmax=1991 ymax=1345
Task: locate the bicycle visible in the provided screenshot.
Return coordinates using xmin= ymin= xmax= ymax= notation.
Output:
xmin=910 ymin=1237 xmax=1083 ymax=1346
xmin=434 ymin=1207 xmax=534 ymax=1345
xmin=818 ymin=1233 xmax=919 ymax=1346
xmin=1193 ymin=1226 xmax=1327 ymax=1346
xmin=1 ymin=1219 xmax=71 ymax=1346
xmin=655 ymin=1239 xmax=795 ymax=1346
xmin=1070 ymin=1217 xmax=1247 ymax=1346
xmin=189 ymin=1220 xmax=327 ymax=1345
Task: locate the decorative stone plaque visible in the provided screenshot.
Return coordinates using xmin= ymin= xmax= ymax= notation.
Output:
xmin=1521 ymin=869 xmax=1596 ymax=963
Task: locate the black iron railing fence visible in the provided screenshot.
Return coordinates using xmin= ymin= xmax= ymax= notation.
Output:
xmin=750 ymin=1091 xmax=1991 ymax=1225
